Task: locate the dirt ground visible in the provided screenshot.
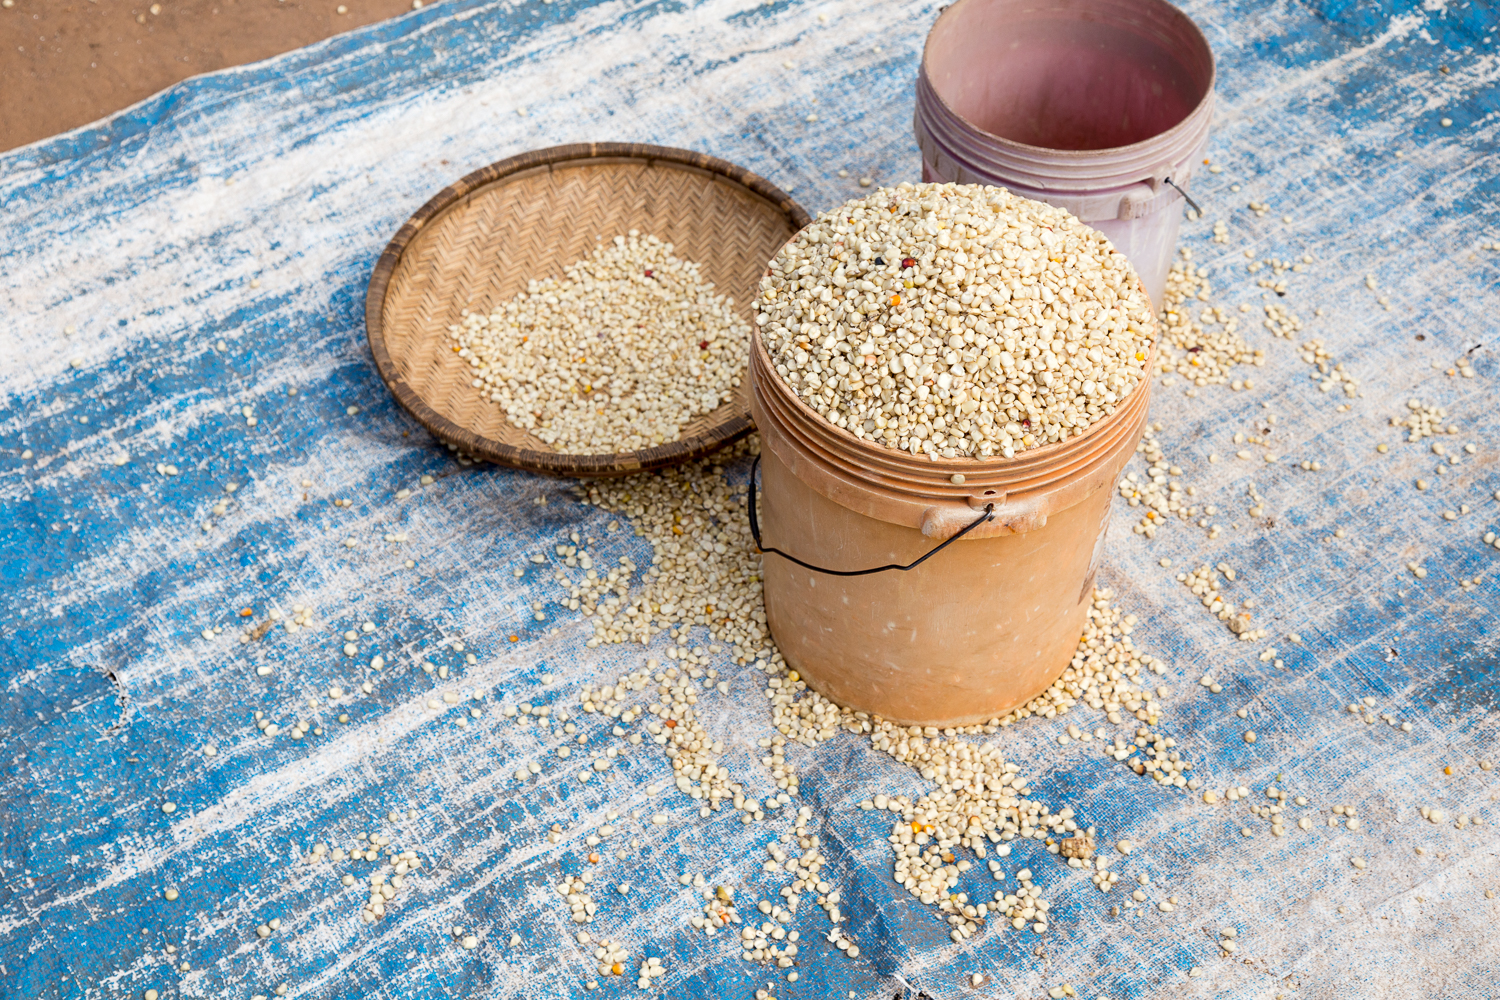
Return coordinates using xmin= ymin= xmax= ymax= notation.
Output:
xmin=0 ymin=0 xmax=417 ymax=153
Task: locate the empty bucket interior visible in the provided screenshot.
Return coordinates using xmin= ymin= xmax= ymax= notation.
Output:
xmin=925 ymin=0 xmax=1214 ymax=151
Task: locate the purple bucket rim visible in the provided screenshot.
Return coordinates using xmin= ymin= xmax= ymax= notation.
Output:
xmin=915 ymin=77 xmax=1216 ymax=194
xmin=917 ymin=0 xmax=1218 ymax=163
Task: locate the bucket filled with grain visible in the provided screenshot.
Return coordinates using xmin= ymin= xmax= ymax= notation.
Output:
xmin=750 ymin=181 xmax=1156 ymax=727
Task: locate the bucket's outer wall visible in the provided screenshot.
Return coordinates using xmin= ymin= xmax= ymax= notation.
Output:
xmin=914 ymin=0 xmax=1216 ymax=308
xmin=760 ymin=447 xmax=1123 ymax=728
xmin=752 ymin=375 xmax=1150 ymax=729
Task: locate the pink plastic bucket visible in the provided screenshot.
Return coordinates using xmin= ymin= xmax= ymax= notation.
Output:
xmin=914 ymin=0 xmax=1215 ymax=307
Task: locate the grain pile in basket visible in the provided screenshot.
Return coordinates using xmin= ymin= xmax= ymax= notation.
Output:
xmin=755 ymin=182 xmax=1155 ymax=459
xmin=447 ymin=231 xmax=750 ymax=455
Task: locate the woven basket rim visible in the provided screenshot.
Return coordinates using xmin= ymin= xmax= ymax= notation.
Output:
xmin=365 ymin=142 xmax=810 ymax=478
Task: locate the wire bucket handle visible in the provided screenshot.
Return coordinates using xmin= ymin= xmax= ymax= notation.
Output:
xmin=746 ymin=454 xmax=995 ymax=577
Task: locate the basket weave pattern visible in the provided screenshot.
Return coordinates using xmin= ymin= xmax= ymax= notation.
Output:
xmin=366 ymin=143 xmax=810 ymax=477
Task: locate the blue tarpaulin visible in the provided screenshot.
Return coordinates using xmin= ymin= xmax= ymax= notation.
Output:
xmin=2 ymin=0 xmax=1497 ymax=997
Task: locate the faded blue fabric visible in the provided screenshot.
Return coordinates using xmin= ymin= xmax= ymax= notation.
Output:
xmin=1 ymin=0 xmax=1497 ymax=997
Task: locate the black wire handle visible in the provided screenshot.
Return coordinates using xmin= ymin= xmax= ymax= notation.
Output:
xmin=1163 ymin=177 xmax=1203 ymax=216
xmin=746 ymin=455 xmax=996 ymax=577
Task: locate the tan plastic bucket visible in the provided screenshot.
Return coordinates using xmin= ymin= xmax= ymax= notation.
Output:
xmin=748 ymin=315 xmax=1156 ymax=728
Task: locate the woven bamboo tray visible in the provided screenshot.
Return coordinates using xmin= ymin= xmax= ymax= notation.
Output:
xmin=365 ymin=143 xmax=810 ymax=478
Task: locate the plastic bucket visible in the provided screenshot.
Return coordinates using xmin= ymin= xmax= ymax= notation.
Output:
xmin=913 ymin=0 xmax=1215 ymax=308
xmin=748 ymin=316 xmax=1158 ymax=728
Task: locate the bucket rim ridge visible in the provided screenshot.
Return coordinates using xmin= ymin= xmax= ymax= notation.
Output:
xmin=915 ymin=75 xmax=1216 ymax=192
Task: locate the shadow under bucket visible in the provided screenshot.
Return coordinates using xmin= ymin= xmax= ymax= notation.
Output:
xmin=914 ymin=0 xmax=1216 ymax=307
